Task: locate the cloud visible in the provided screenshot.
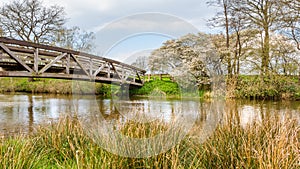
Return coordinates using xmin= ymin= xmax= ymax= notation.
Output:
xmin=92 ymin=13 xmax=199 ymax=56
xmin=94 ymin=13 xmax=199 ymax=35
xmin=2 ymin=0 xmax=218 ymax=31
xmin=1 ymin=0 xmax=220 ymax=59
xmin=109 ymin=49 xmax=153 ymax=64
xmin=38 ymin=0 xmax=217 ymax=32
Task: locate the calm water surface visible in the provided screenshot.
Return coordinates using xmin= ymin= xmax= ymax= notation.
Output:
xmin=0 ymin=93 xmax=299 ymax=135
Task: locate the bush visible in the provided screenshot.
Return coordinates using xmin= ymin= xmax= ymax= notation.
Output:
xmin=234 ymin=75 xmax=300 ymax=100
xmin=130 ymin=80 xmax=181 ymax=96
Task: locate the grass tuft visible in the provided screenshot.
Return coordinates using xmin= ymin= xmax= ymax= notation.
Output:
xmin=0 ymin=114 xmax=299 ymax=168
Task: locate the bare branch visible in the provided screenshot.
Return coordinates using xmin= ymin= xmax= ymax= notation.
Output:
xmin=0 ymin=0 xmax=66 ymax=44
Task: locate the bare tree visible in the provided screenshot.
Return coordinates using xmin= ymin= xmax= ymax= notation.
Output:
xmin=281 ymin=0 xmax=300 ymax=50
xmin=55 ymin=26 xmax=95 ymax=52
xmin=131 ymin=55 xmax=149 ymax=71
xmin=232 ymin=0 xmax=284 ymax=75
xmin=282 ymin=0 xmax=300 ymax=83
xmin=0 ymin=0 xmax=66 ymax=44
xmin=208 ymin=0 xmax=233 ymax=77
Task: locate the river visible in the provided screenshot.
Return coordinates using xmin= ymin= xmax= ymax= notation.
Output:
xmin=0 ymin=93 xmax=299 ymax=136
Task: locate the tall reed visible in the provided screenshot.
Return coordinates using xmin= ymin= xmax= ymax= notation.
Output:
xmin=0 ymin=114 xmax=299 ymax=168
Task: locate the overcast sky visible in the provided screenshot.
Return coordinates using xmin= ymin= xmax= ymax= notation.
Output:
xmin=1 ymin=0 xmax=220 ymax=62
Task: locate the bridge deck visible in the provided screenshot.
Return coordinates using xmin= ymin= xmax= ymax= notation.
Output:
xmin=0 ymin=37 xmax=145 ymax=87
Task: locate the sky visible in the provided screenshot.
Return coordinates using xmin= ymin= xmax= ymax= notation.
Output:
xmin=0 ymin=0 xmax=220 ymax=63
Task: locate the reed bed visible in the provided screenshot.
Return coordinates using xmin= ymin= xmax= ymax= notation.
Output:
xmin=0 ymin=114 xmax=299 ymax=169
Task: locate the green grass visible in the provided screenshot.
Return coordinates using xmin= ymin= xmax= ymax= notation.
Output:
xmin=0 ymin=77 xmax=112 ymax=96
xmin=2 ymin=75 xmax=300 ymax=100
xmin=131 ymin=80 xmax=181 ymax=96
xmin=130 ymin=79 xmax=209 ymax=98
xmin=0 ymin=114 xmax=298 ymax=169
xmin=234 ymin=75 xmax=300 ymax=100
xmin=136 ymin=74 xmax=300 ymax=100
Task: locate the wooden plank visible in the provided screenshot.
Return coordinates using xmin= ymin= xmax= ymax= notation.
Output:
xmin=121 ymin=66 xmax=125 ymax=80
xmin=0 ymin=43 xmax=34 ymax=73
xmin=93 ymin=64 xmax=105 ymax=77
xmin=39 ymin=53 xmax=67 ymax=74
xmin=123 ymin=73 xmax=130 ymax=81
xmin=34 ymin=48 xmax=39 ymax=72
xmin=136 ymin=71 xmax=143 ymax=84
xmin=0 ymin=37 xmax=79 ymax=55
xmin=89 ymin=58 xmax=93 ymax=76
xmin=70 ymin=54 xmax=91 ymax=78
xmin=6 ymin=45 xmax=59 ymax=57
xmin=110 ymin=63 xmax=121 ymax=79
xmin=107 ymin=63 xmax=111 ymax=78
xmin=0 ymin=71 xmax=143 ymax=86
xmin=66 ymin=54 xmax=70 ymax=74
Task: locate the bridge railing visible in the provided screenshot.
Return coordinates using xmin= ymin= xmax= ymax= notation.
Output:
xmin=0 ymin=37 xmax=146 ymax=86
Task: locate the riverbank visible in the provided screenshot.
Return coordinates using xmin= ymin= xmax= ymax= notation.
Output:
xmin=132 ymin=75 xmax=300 ymax=100
xmin=1 ymin=76 xmax=300 ymax=100
xmin=0 ymin=77 xmax=111 ymax=96
xmin=0 ymin=115 xmax=298 ymax=168
xmin=232 ymin=75 xmax=300 ymax=100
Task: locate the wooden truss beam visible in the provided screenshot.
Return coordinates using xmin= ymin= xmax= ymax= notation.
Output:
xmin=0 ymin=37 xmax=145 ymax=86
xmin=0 ymin=43 xmax=34 ymax=73
xmin=39 ymin=53 xmax=67 ymax=74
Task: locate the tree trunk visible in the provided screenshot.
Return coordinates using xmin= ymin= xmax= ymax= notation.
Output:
xmin=263 ymin=30 xmax=270 ymax=76
xmin=261 ymin=2 xmax=270 ymax=76
xmin=298 ymin=67 xmax=300 ymax=85
xmin=223 ymin=0 xmax=232 ymax=78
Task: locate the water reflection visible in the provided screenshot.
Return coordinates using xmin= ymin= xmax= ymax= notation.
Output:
xmin=0 ymin=93 xmax=299 ymax=136
xmin=0 ymin=94 xmax=75 ymax=135
xmin=224 ymin=100 xmax=300 ymax=127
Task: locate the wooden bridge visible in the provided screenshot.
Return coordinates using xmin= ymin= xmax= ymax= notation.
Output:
xmin=0 ymin=37 xmax=145 ymax=87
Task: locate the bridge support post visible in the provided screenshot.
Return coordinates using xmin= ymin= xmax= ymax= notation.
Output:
xmin=119 ymin=83 xmax=130 ymax=99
